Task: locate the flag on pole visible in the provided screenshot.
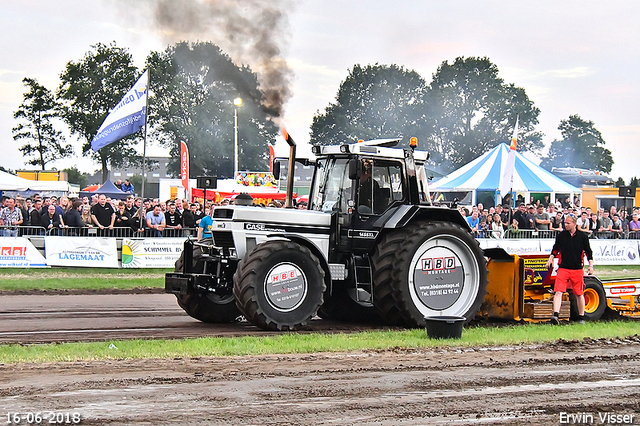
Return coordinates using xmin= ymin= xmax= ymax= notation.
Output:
xmin=180 ymin=141 xmax=189 ymax=194
xmin=91 ymin=70 xmax=149 ymax=151
xmin=499 ymin=115 xmax=519 ymax=197
xmin=269 ymin=144 xmax=275 ymax=173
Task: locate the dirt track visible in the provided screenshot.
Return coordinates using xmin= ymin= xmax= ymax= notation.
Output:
xmin=1 ymin=294 xmax=640 ymax=424
xmin=1 ymin=339 xmax=639 ymax=424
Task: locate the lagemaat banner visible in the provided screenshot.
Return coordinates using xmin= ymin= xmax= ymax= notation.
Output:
xmin=121 ymin=238 xmax=184 ymax=268
xmin=44 ymin=236 xmax=118 ymax=268
xmin=0 ymin=237 xmax=48 ymax=268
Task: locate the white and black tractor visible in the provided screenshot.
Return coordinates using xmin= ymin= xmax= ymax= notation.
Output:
xmin=166 ymin=135 xmax=488 ymax=330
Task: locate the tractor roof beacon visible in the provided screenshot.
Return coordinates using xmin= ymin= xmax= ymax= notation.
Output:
xmin=166 ymin=136 xmax=488 ymax=331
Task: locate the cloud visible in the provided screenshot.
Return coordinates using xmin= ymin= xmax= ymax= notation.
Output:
xmin=0 ymin=70 xmax=25 ymax=83
xmin=505 ymin=66 xmax=594 ymax=81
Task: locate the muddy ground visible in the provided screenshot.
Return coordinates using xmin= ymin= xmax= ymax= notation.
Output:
xmin=1 ymin=337 xmax=640 ymax=425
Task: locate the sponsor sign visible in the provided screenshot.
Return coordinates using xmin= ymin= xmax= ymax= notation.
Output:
xmin=265 ymin=263 xmax=306 ymax=311
xmin=0 ymin=237 xmax=48 ymax=268
xmin=44 ymin=236 xmax=118 ymax=268
xmin=606 ymin=285 xmax=639 ymax=297
xmin=413 ymin=247 xmax=463 ymax=310
xmin=479 ymin=239 xmax=542 ymax=254
xmin=589 ymin=240 xmax=640 ymax=265
xmin=121 ymin=238 xmax=185 ymax=268
xmin=181 ymin=141 xmax=189 ymax=193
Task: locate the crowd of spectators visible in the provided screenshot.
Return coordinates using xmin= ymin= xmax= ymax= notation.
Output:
xmin=5 ymin=191 xmax=635 ymax=240
xmin=461 ymin=200 xmax=640 ymax=239
xmin=0 ymin=192 xmax=308 ymax=238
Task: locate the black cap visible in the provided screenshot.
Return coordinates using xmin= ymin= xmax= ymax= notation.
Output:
xmin=234 ymin=193 xmax=254 ymax=206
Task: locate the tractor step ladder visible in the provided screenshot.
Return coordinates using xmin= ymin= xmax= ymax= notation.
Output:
xmin=354 ymin=255 xmax=373 ymax=303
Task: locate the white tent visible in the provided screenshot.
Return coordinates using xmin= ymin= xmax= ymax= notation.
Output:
xmin=0 ymin=170 xmax=71 ymax=192
xmin=429 ymin=143 xmax=581 ymax=206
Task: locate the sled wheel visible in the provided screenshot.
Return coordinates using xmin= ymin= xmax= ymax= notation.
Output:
xmin=570 ymin=276 xmax=606 ymax=321
xmin=234 ymin=240 xmax=326 ymax=331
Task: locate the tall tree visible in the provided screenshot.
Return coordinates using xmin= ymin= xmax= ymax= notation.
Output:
xmin=540 ymin=114 xmax=613 ymax=173
xmin=310 ymin=64 xmax=432 ymax=146
xmin=57 ymin=42 xmax=141 ymax=181
xmin=426 ymin=56 xmax=542 ymax=170
xmin=62 ymin=166 xmax=92 ymax=189
xmin=12 ymin=78 xmax=73 ymax=170
xmin=147 ymin=41 xmax=278 ymax=178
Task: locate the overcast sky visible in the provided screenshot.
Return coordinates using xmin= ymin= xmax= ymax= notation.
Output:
xmin=1 ymin=0 xmax=638 ymax=182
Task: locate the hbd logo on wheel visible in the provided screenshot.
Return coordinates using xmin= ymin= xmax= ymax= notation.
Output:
xmin=422 ymin=257 xmax=455 ymax=271
xmin=271 ymin=270 xmax=297 ymax=283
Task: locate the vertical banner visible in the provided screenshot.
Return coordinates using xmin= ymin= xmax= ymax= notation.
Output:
xmin=181 ymin=141 xmax=189 ymax=195
xmin=499 ymin=115 xmax=519 ymax=197
xmin=269 ymin=144 xmax=275 ymax=173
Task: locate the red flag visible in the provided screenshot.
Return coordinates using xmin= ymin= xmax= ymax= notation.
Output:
xmin=180 ymin=141 xmax=189 ymax=194
xmin=269 ymin=144 xmax=275 ymax=173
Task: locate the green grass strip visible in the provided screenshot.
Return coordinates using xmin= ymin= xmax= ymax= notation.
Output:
xmin=0 ymin=268 xmax=170 ymax=291
xmin=1 ymin=320 xmax=638 ymax=364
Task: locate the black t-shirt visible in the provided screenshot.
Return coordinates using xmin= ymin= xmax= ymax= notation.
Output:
xmin=513 ymin=210 xmax=530 ymax=229
xmin=551 ymin=229 xmax=593 ymax=270
xmin=64 ymin=208 xmax=84 ymax=228
xmin=182 ymin=210 xmax=195 ymax=228
xmin=115 ymin=210 xmax=132 ymax=227
xmin=165 ymin=211 xmax=182 ymax=227
xmin=91 ymin=203 xmax=115 ymax=227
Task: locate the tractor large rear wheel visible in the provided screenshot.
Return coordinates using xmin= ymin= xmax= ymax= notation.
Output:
xmin=174 ymin=242 xmax=240 ymax=323
xmin=234 ymin=240 xmax=326 ymax=331
xmin=372 ymin=222 xmax=488 ymax=328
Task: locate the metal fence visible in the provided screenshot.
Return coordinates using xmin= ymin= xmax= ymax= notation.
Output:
xmin=3 ymin=225 xmax=639 ymax=240
xmin=482 ymin=229 xmax=640 ymax=239
xmin=0 ymin=226 xmax=198 ymax=238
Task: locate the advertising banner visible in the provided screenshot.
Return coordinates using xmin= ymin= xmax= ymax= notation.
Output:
xmin=121 ymin=238 xmax=184 ymax=268
xmin=479 ymin=239 xmax=541 ymax=254
xmin=181 ymin=141 xmax=189 ymax=193
xmin=589 ymin=239 xmax=640 ymax=265
xmin=44 ymin=236 xmax=119 ymax=268
xmin=0 ymin=237 xmax=48 ymax=268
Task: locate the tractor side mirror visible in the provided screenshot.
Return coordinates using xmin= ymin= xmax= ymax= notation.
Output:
xmin=348 ymin=158 xmax=360 ymax=180
xmin=272 ymin=160 xmax=281 ymax=180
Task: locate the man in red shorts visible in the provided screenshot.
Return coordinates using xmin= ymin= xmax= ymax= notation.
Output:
xmin=545 ymin=214 xmax=594 ymax=324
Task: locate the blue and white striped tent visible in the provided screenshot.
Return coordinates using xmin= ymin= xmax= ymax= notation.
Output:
xmin=429 ymin=143 xmax=581 ymax=206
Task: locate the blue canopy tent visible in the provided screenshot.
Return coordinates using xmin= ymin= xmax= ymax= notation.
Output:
xmin=429 ymin=143 xmax=581 ymax=207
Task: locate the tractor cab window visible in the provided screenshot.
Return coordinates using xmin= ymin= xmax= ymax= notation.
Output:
xmin=310 ymin=158 xmax=351 ymax=213
xmin=358 ymin=159 xmax=404 ymax=215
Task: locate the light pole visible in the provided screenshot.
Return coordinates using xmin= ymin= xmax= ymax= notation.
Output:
xmin=233 ymin=97 xmax=242 ymax=179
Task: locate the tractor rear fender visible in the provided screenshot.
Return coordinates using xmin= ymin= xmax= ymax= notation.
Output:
xmin=382 ymin=205 xmax=471 ymax=231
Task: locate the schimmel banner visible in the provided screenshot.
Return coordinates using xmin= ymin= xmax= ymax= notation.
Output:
xmin=121 ymin=238 xmax=184 ymax=268
xmin=44 ymin=236 xmax=119 ymax=268
xmin=0 ymin=237 xmax=48 ymax=268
